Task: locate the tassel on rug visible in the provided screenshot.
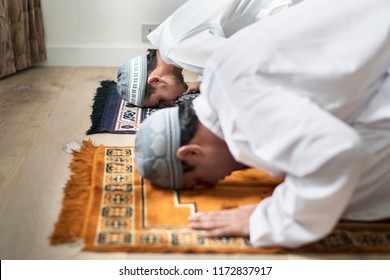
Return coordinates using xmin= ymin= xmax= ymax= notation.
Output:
xmin=86 ymin=80 xmax=116 ymax=135
xmin=50 ymin=140 xmax=98 ymax=244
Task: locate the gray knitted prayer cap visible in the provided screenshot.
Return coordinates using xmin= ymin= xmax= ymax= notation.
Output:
xmin=135 ymin=107 xmax=183 ymax=190
xmin=117 ymin=55 xmax=147 ymax=107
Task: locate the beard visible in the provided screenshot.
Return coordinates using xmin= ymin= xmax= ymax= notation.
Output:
xmin=173 ymin=71 xmax=188 ymax=92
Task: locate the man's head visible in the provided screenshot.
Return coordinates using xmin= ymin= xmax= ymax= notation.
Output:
xmin=135 ymin=100 xmax=244 ymax=190
xmin=117 ymin=49 xmax=188 ymax=108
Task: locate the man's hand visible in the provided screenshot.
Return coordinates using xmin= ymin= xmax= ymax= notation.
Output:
xmin=188 ymin=204 xmax=258 ymax=238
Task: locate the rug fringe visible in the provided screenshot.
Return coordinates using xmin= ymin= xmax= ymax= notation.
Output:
xmin=50 ymin=140 xmax=98 ymax=245
xmin=86 ymin=80 xmax=116 ymax=135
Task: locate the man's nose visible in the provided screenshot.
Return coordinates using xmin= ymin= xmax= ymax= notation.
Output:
xmin=160 ymin=100 xmax=176 ymax=108
xmin=168 ymin=100 xmax=176 ymax=106
xmin=159 ymin=99 xmax=176 ymax=108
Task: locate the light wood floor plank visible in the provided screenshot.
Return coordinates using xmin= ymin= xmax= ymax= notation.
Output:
xmin=0 ymin=67 xmax=75 ymax=157
xmin=0 ymin=156 xmax=24 ymax=200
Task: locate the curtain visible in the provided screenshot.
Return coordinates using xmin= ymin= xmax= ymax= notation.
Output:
xmin=0 ymin=0 xmax=46 ymax=79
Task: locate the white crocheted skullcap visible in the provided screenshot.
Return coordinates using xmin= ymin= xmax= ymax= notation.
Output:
xmin=117 ymin=55 xmax=147 ymax=107
xmin=135 ymin=107 xmax=183 ymax=190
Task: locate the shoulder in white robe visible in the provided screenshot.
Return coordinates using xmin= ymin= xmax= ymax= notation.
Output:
xmin=194 ymin=0 xmax=390 ymax=248
xmin=147 ymin=0 xmax=301 ymax=75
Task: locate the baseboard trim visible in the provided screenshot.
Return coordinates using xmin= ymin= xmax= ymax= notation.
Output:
xmin=35 ymin=45 xmax=150 ymax=67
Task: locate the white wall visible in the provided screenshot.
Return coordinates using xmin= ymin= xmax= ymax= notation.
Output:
xmin=38 ymin=0 xmax=187 ymax=66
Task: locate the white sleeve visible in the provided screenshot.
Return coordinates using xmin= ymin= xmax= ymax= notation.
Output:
xmin=164 ymin=26 xmax=227 ymax=75
xmin=211 ymin=80 xmax=369 ymax=248
xmin=256 ymin=0 xmax=303 ymax=20
xmin=146 ymin=0 xmax=229 ymax=75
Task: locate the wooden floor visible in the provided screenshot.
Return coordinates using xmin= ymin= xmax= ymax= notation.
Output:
xmin=0 ymin=67 xmax=388 ymax=260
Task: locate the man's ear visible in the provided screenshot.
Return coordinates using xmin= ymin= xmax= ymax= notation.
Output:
xmin=176 ymin=144 xmax=203 ymax=163
xmin=148 ymin=75 xmax=160 ymax=85
xmin=148 ymin=74 xmax=167 ymax=86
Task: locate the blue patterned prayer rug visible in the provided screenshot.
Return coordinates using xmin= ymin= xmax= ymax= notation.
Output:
xmin=87 ymin=81 xmax=199 ymax=135
xmin=87 ymin=81 xmax=156 ymax=134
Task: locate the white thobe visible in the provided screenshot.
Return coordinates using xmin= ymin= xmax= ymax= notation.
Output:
xmin=147 ymin=0 xmax=301 ymax=75
xmin=193 ymin=0 xmax=390 ymax=248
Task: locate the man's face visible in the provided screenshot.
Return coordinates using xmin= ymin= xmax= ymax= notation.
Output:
xmin=144 ymin=72 xmax=188 ymax=108
xmin=181 ymin=144 xmax=244 ymax=190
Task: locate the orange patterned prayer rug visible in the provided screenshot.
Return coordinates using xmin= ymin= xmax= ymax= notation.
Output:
xmin=50 ymin=141 xmax=390 ymax=253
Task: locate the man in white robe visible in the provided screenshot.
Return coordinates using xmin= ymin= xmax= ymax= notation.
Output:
xmin=116 ymin=0 xmax=300 ymax=108
xmin=134 ymin=0 xmax=390 ymax=248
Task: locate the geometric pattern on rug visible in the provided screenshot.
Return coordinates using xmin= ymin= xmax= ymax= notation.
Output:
xmin=50 ymin=141 xmax=390 ymax=253
xmin=86 ymin=81 xmax=199 ymax=135
xmin=86 ymin=81 xmax=158 ymax=134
